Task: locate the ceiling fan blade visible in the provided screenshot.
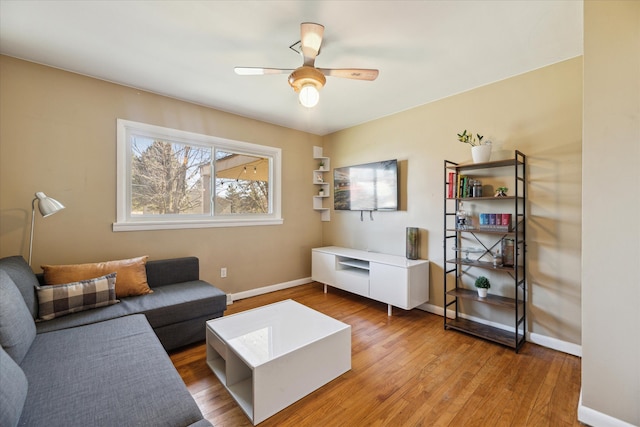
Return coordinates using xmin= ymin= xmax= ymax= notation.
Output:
xmin=300 ymin=22 xmax=324 ymax=66
xmin=318 ymin=68 xmax=380 ymax=81
xmin=234 ymin=67 xmax=294 ymax=76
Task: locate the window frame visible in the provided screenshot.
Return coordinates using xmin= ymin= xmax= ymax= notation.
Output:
xmin=114 ymin=119 xmax=282 ymax=231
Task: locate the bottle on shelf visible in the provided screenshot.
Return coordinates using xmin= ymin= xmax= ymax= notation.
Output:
xmin=472 ymin=180 xmax=483 ymax=197
xmin=493 ymin=249 xmax=502 ymax=267
xmin=456 ymin=202 xmax=467 ymax=230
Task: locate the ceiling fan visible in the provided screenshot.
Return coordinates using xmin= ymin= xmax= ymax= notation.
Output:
xmin=234 ymin=22 xmax=379 ymax=108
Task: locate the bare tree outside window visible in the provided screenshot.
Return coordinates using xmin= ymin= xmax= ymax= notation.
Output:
xmin=131 ymin=137 xmax=212 ymax=216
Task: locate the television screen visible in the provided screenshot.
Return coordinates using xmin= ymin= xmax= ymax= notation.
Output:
xmin=334 ymin=159 xmax=398 ymax=211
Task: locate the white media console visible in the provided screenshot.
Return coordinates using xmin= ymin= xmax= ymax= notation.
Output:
xmin=312 ymin=246 xmax=430 ymax=315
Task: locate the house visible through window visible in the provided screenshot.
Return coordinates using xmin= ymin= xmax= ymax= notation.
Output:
xmin=213 ymin=151 xmax=270 ymax=215
xmin=115 ymin=119 xmax=282 ymax=231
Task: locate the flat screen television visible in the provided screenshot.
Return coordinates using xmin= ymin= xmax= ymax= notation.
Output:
xmin=334 ymin=159 xmax=399 ymax=211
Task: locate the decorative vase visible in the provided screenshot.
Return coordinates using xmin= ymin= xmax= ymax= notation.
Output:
xmin=406 ymin=227 xmax=419 ymax=260
xmin=471 ymin=144 xmax=492 ymax=163
xmin=501 ymin=238 xmax=515 ymax=267
xmin=477 ymin=288 xmax=488 ymax=298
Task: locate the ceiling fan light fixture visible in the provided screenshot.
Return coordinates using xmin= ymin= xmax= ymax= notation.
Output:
xmin=299 ymin=84 xmax=320 ymax=108
xmin=288 ymin=66 xmax=326 ymax=108
xmin=236 ymin=23 xmax=378 ymax=109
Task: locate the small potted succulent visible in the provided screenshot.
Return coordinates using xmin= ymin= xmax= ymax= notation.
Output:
xmin=495 ymin=186 xmax=508 ymax=197
xmin=474 ymin=276 xmax=491 ymax=298
xmin=457 ymin=130 xmax=492 ymax=163
xmin=318 ymin=160 xmax=325 ymax=171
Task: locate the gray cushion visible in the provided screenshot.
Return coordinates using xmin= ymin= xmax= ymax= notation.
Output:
xmin=35 ymin=280 xmax=226 ymax=334
xmin=121 ymin=280 xmax=226 ymax=329
xmin=19 ymin=314 xmax=206 ymax=427
xmin=0 ymin=345 xmax=28 ymax=427
xmin=34 ymin=293 xmax=137 ymax=334
xmin=0 ymin=271 xmax=36 ymax=364
xmin=0 ymin=256 xmax=39 ymax=319
xmin=145 ymin=257 xmax=199 ymax=288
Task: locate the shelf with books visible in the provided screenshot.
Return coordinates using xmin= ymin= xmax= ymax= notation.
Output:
xmin=443 ymin=150 xmax=527 ymax=352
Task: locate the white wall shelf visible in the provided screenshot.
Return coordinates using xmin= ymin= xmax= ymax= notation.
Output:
xmin=312 ymin=146 xmax=330 ymax=221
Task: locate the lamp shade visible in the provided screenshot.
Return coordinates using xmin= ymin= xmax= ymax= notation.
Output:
xmin=34 ymin=192 xmax=65 ymax=217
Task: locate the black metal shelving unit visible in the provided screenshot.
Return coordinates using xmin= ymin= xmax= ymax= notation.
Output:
xmin=443 ymin=151 xmax=526 ymax=352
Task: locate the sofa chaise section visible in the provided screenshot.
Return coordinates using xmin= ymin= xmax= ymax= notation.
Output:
xmin=19 ymin=314 xmax=207 ymax=427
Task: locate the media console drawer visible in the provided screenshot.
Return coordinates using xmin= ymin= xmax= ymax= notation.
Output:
xmin=335 ymin=269 xmax=369 ymax=297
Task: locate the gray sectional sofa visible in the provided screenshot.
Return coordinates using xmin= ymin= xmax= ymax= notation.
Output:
xmin=0 ymin=255 xmax=227 ymax=427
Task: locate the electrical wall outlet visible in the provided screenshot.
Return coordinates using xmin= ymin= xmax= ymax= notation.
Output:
xmin=221 ymin=267 xmax=227 ymax=278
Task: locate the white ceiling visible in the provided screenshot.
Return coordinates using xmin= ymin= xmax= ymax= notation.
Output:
xmin=0 ymin=1 xmax=583 ymax=136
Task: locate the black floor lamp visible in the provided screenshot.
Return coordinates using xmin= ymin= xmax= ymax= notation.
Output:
xmin=29 ymin=192 xmax=65 ymax=266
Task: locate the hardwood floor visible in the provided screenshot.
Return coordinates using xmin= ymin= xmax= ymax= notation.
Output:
xmin=170 ymin=283 xmax=583 ymax=426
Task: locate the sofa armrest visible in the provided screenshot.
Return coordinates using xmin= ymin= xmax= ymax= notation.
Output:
xmin=145 ymin=257 xmax=199 ymax=288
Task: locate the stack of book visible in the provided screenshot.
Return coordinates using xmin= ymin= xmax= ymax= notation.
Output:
xmin=447 ymin=172 xmax=483 ymax=198
xmin=479 ymin=213 xmax=512 ymax=231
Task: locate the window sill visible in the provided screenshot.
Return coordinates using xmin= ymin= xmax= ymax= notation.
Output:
xmin=112 ymin=218 xmax=283 ymax=232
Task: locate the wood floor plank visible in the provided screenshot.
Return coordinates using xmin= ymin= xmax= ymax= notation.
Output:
xmin=170 ymin=282 xmax=583 ymax=426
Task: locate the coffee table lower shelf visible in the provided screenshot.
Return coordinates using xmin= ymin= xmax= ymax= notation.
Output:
xmin=207 ymin=357 xmax=252 ymax=416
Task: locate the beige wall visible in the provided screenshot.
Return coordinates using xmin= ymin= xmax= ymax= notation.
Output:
xmin=582 ymin=1 xmax=640 ymax=425
xmin=0 ymin=55 xmax=323 ymax=294
xmin=323 ymin=57 xmax=583 ymax=346
xmin=0 ymin=54 xmax=584 ymax=348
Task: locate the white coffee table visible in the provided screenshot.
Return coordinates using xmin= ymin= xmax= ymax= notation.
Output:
xmin=205 ymin=299 xmax=351 ymax=425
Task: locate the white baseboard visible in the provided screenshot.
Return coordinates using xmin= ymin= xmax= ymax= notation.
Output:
xmin=578 ymin=390 xmax=638 ymax=427
xmin=419 ymin=302 xmax=445 ymax=316
xmin=230 ymin=283 xmax=582 ymax=358
xmin=528 ymin=331 xmax=582 ymax=357
xmin=418 ymin=302 xmax=582 ymax=357
xmin=228 ymin=277 xmax=312 ymax=304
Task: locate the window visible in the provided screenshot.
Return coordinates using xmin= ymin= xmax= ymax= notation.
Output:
xmin=115 ymin=119 xmax=282 ymax=231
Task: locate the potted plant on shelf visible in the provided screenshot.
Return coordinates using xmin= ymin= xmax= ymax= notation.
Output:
xmin=474 ymin=276 xmax=491 ymax=298
xmin=318 ymin=160 xmax=325 ymax=171
xmin=457 ymin=130 xmax=492 ymax=163
xmin=494 ymin=186 xmax=508 ymax=197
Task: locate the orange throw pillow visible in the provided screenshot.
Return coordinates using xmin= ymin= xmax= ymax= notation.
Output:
xmin=42 ymin=256 xmax=152 ymax=298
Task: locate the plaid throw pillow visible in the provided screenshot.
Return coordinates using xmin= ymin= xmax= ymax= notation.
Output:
xmin=36 ymin=273 xmax=119 ymax=321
